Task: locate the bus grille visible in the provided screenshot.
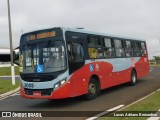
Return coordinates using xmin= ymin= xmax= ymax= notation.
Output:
xmin=24 ymin=88 xmax=53 ymax=96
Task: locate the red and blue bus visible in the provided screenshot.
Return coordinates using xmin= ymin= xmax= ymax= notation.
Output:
xmin=14 ymin=27 xmax=149 ymax=100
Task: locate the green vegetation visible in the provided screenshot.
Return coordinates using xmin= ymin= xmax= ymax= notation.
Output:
xmin=153 ymin=56 xmax=160 ymax=64
xmin=150 ymin=56 xmax=160 ymax=65
xmin=101 ymin=91 xmax=160 ymax=120
xmin=0 ymin=66 xmax=19 ymax=76
xmin=149 ymin=56 xmax=160 ymax=66
xmin=0 ymin=80 xmax=20 ymax=94
xmin=150 ymin=64 xmax=160 ymax=67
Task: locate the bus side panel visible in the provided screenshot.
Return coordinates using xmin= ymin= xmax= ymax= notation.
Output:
xmin=101 ymin=61 xmax=114 ymax=88
xmin=68 ymin=62 xmax=113 ymax=97
xmin=69 ymin=64 xmax=90 ymax=97
xmin=52 ymin=57 xmax=149 ymax=98
xmin=143 ymin=57 xmax=150 ymax=76
xmin=102 ymin=58 xmax=132 ymax=88
xmin=119 ymin=68 xmax=131 ymax=83
xmin=105 ymin=68 xmax=132 ymax=88
xmin=135 ymin=57 xmax=149 ymax=79
xmin=135 ymin=57 xmax=142 ymax=78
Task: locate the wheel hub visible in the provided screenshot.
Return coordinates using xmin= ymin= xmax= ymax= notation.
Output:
xmin=88 ymin=83 xmax=96 ymax=95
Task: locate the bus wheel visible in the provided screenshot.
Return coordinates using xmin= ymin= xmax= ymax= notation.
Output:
xmin=85 ymin=78 xmax=98 ymax=100
xmin=129 ymin=70 xmax=137 ymax=86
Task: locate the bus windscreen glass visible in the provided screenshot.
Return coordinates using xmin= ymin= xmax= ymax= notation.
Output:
xmin=21 ymin=41 xmax=66 ymax=73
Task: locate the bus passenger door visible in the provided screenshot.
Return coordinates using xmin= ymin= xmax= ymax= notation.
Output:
xmin=67 ymin=40 xmax=86 ymax=96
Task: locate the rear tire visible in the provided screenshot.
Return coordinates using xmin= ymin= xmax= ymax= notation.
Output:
xmin=85 ymin=78 xmax=99 ymax=100
xmin=129 ymin=70 xmax=137 ymax=86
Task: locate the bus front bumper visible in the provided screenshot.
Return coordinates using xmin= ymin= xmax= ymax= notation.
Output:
xmin=20 ymin=82 xmax=72 ymax=99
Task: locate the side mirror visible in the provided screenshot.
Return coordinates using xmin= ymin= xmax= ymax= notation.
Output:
xmin=13 ymin=47 xmax=20 ymax=65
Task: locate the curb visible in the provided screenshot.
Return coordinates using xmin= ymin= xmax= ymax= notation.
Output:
xmin=0 ymin=65 xmax=18 ymax=67
xmin=0 ymin=86 xmax=20 ymax=99
xmin=0 ymin=76 xmax=19 ymax=77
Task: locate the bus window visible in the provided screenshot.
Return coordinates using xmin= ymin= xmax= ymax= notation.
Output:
xmin=102 ymin=38 xmax=115 ymax=58
xmin=68 ymin=42 xmax=84 ymax=62
xmin=103 ymin=38 xmax=112 ymax=47
xmin=114 ymin=39 xmax=125 ymax=57
xmin=88 ymin=36 xmax=101 ymax=48
xmin=88 ymin=36 xmax=103 ymax=59
xmin=132 ymin=41 xmax=141 ymax=57
xmin=125 ymin=41 xmax=132 ymax=57
xmin=141 ymin=42 xmax=147 ymax=56
xmin=97 ymin=48 xmax=103 ymax=58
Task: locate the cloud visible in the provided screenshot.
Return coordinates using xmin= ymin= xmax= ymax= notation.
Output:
xmin=0 ymin=0 xmax=160 ymax=58
xmin=146 ymin=39 xmax=160 ymax=59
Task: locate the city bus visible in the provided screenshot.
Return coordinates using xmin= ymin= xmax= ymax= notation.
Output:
xmin=13 ymin=27 xmax=149 ymax=100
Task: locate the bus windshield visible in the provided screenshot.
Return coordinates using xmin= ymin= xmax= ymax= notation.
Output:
xmin=21 ymin=40 xmax=66 ymax=74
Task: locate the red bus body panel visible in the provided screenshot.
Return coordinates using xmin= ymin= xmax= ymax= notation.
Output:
xmin=20 ymin=56 xmax=149 ymax=99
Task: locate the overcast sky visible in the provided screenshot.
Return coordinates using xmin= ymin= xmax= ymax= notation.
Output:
xmin=0 ymin=0 xmax=160 ymax=59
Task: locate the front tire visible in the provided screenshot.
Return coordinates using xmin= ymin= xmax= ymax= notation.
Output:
xmin=85 ymin=78 xmax=99 ymax=100
xmin=129 ymin=70 xmax=137 ymax=86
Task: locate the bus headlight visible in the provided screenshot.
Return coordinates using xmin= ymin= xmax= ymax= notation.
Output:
xmin=54 ymin=79 xmax=67 ymax=90
xmin=54 ymin=83 xmax=60 ymax=89
xmin=61 ymin=80 xmax=66 ymax=85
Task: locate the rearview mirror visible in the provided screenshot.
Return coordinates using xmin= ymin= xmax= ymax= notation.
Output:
xmin=13 ymin=47 xmax=20 ymax=65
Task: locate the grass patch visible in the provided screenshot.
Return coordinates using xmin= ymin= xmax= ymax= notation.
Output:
xmin=101 ymin=91 xmax=160 ymax=120
xmin=150 ymin=64 xmax=160 ymax=67
xmin=0 ymin=80 xmax=20 ymax=94
xmin=0 ymin=66 xmax=19 ymax=76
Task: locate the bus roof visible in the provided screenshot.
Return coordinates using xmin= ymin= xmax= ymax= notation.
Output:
xmin=63 ymin=27 xmax=145 ymax=42
xmin=21 ymin=27 xmax=145 ymax=42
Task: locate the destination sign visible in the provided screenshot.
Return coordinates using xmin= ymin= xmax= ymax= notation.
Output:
xmin=27 ymin=31 xmax=56 ymax=40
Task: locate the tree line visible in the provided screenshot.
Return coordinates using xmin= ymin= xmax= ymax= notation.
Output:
xmin=150 ymin=56 xmax=160 ymax=64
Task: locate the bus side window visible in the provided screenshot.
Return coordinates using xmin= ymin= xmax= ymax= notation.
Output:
xmin=114 ymin=39 xmax=125 ymax=57
xmin=125 ymin=41 xmax=132 ymax=57
xmin=102 ymin=38 xmax=115 ymax=58
xmin=88 ymin=36 xmax=103 ymax=59
xmin=132 ymin=41 xmax=141 ymax=57
xmin=67 ymin=42 xmax=84 ymax=62
xmin=135 ymin=42 xmax=141 ymax=56
xmin=141 ymin=42 xmax=147 ymax=56
xmin=88 ymin=48 xmax=98 ymax=58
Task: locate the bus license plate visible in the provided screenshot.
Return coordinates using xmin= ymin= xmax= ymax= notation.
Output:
xmin=33 ymin=92 xmax=41 ymax=96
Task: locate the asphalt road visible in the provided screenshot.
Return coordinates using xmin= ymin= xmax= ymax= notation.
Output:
xmin=0 ymin=67 xmax=160 ymax=120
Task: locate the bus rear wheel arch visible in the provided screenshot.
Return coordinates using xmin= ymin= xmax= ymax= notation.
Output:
xmin=85 ymin=76 xmax=100 ymax=100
